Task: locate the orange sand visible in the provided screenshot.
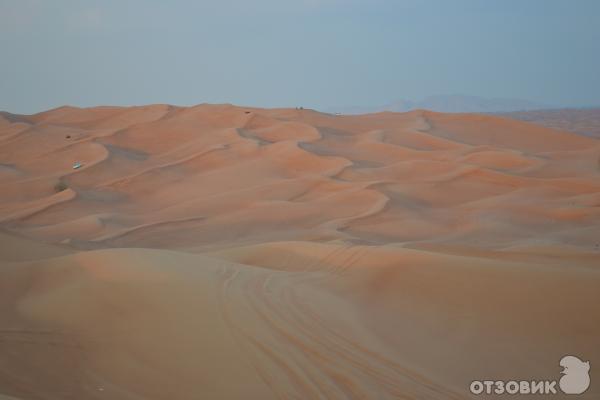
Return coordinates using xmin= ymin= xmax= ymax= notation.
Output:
xmin=1 ymin=105 xmax=599 ymax=399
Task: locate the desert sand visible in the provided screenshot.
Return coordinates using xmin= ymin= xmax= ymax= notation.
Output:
xmin=1 ymin=104 xmax=599 ymax=399
xmin=497 ymin=109 xmax=600 ymax=139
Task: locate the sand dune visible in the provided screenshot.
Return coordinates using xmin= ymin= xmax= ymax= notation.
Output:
xmin=1 ymin=105 xmax=599 ymax=399
xmin=497 ymin=108 xmax=600 ymax=139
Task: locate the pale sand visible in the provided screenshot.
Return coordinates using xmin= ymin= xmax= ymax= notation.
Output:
xmin=1 ymin=105 xmax=599 ymax=399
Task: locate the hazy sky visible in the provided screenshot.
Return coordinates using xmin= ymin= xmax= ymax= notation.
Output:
xmin=1 ymin=0 xmax=599 ymax=114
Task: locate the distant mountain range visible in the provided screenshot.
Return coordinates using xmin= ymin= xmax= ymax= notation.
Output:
xmin=326 ymin=95 xmax=552 ymax=114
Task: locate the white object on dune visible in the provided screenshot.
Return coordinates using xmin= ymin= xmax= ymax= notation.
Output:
xmin=72 ymin=162 xmax=83 ymax=169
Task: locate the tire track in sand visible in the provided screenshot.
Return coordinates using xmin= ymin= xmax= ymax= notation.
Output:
xmin=217 ymin=251 xmax=467 ymax=399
